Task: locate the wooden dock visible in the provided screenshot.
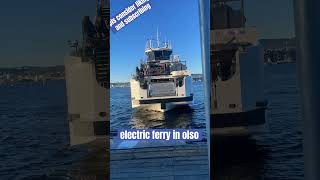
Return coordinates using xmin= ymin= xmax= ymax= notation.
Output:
xmin=110 ymin=142 xmax=209 ymax=180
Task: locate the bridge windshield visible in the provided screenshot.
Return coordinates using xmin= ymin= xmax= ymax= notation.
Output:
xmin=147 ymin=50 xmax=172 ymax=61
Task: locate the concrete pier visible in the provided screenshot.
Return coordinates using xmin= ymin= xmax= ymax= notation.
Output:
xmin=110 ymin=142 xmax=209 ymax=180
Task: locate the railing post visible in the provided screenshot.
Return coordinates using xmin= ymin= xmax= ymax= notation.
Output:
xmin=198 ymin=0 xmax=211 ymax=176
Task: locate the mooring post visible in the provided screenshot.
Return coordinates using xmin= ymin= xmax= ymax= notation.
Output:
xmin=294 ymin=1 xmax=320 ymax=179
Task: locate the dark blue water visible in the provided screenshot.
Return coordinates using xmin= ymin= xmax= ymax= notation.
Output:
xmin=0 ymin=64 xmax=304 ymax=179
xmin=0 ymin=81 xmax=86 ymax=179
xmin=261 ymin=64 xmax=304 ymax=179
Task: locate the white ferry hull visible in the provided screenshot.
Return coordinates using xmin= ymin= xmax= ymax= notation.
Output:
xmin=65 ymin=56 xmax=108 ymax=145
xmin=210 ymin=28 xmax=267 ymax=130
xmin=130 ymin=75 xmax=193 ymax=112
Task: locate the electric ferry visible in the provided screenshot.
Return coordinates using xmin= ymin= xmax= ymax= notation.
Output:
xmin=130 ymin=33 xmax=193 ymax=112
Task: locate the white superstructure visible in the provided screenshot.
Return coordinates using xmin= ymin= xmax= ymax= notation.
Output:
xmin=65 ymin=0 xmax=109 ymax=145
xmin=65 ymin=56 xmax=108 ymax=145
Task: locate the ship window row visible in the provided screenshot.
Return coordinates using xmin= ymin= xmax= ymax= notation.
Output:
xmin=150 ymin=78 xmax=174 ymax=83
xmin=147 ymin=50 xmax=172 ymax=60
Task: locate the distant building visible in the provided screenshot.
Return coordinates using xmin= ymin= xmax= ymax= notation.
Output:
xmin=191 ymin=74 xmax=203 ymax=82
xmin=0 ymin=66 xmax=65 ymax=85
xmin=260 ymin=38 xmax=296 ymax=64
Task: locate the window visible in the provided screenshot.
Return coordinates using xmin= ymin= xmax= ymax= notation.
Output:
xmin=147 ymin=50 xmax=172 ymax=60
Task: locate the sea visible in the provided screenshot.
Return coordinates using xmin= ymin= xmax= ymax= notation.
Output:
xmin=0 ymin=64 xmax=303 ymax=179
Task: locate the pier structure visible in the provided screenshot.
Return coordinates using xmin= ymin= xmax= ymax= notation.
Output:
xmin=110 ymin=141 xmax=209 ymax=180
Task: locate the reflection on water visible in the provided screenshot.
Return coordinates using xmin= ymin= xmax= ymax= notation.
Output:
xmin=130 ymin=106 xmax=194 ymax=129
xmin=68 ymin=140 xmax=108 ymax=180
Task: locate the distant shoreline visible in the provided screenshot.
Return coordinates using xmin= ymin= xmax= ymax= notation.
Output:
xmin=0 ymin=66 xmax=65 ymax=85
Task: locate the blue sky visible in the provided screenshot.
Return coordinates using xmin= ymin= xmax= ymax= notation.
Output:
xmin=0 ymin=0 xmax=295 ymax=70
xmin=110 ymin=0 xmax=202 ymax=82
xmin=110 ymin=0 xmax=295 ymax=82
xmin=0 ymin=0 xmax=95 ymax=67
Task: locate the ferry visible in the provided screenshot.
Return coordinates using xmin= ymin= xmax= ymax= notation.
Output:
xmin=210 ymin=0 xmax=267 ymax=133
xmin=64 ymin=0 xmax=109 ymax=145
xmin=130 ymin=33 xmax=193 ymax=112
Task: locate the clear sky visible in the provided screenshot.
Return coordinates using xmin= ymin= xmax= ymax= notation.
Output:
xmin=0 ymin=0 xmax=295 ymax=71
xmin=110 ymin=0 xmax=202 ymax=82
xmin=0 ymin=0 xmax=95 ymax=67
xmin=110 ymin=0 xmax=295 ymax=82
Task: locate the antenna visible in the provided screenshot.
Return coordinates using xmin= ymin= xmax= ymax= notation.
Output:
xmin=149 ymin=39 xmax=152 ymax=49
xmin=156 ymin=28 xmax=160 ymax=48
xmin=164 ymin=36 xmax=167 ymax=47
